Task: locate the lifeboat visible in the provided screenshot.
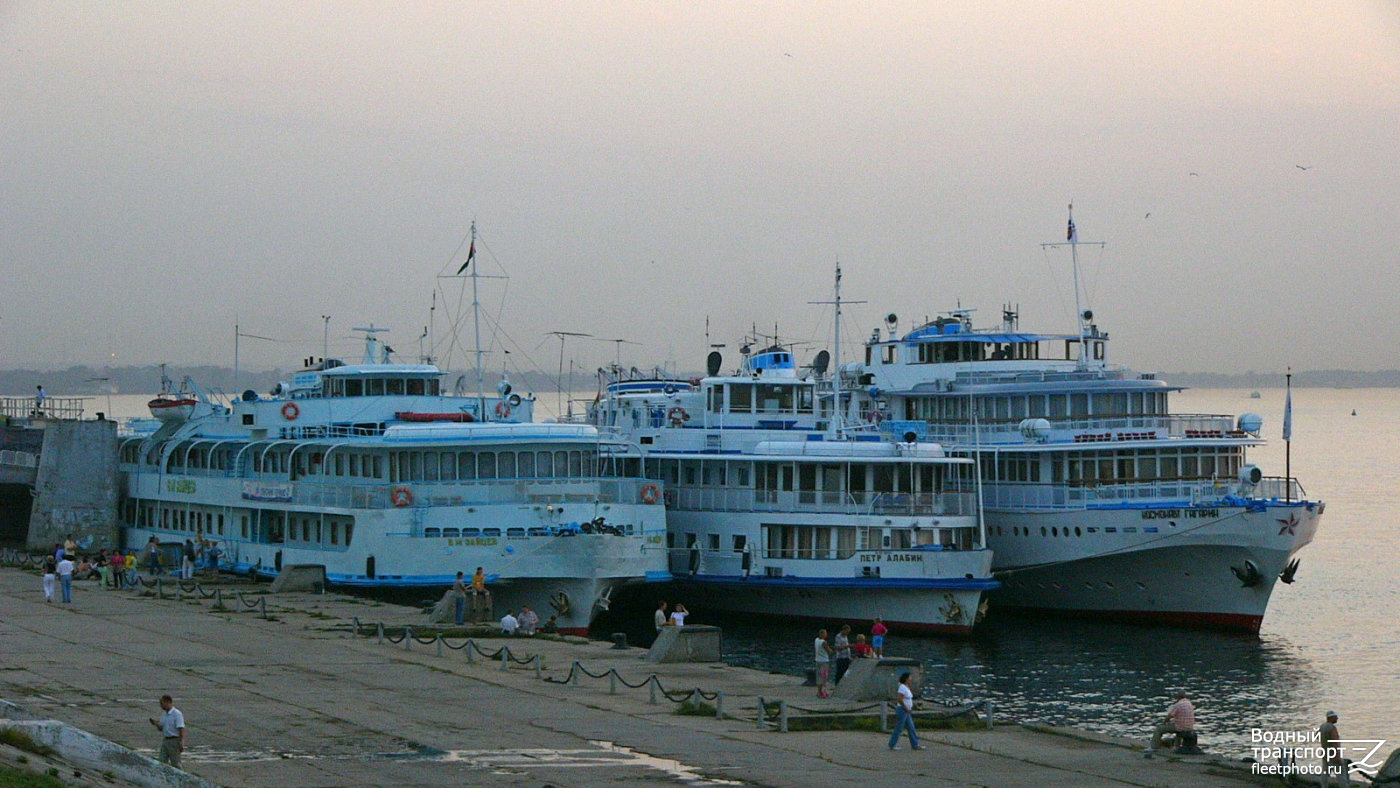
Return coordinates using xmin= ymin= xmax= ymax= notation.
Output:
xmin=148 ymin=396 xmax=197 ymax=422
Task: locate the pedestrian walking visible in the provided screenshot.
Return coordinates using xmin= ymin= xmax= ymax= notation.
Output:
xmin=452 ymin=571 xmax=468 ymax=625
xmin=814 ymin=629 xmax=835 ymax=698
xmin=888 ymin=672 xmax=925 ymax=750
xmin=148 ymin=695 xmax=185 ymax=769
xmin=42 ymin=555 xmax=57 ymax=602
xmin=57 ymin=554 xmax=75 ymax=603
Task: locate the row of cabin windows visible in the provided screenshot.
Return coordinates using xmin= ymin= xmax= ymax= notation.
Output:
xmin=972 ymin=448 xmax=1243 ymax=485
xmin=907 ymin=391 xmax=1169 ymax=423
xmin=126 ymin=501 xmax=227 ymax=537
xmin=126 ymin=502 xmax=354 ymax=546
xmin=321 ymin=377 xmax=440 ymax=397
xmin=389 ymin=449 xmax=597 ymax=483
xmin=870 ymin=339 xmax=1099 ymax=366
xmin=423 ymin=523 xmax=636 ymax=538
xmin=705 ymin=383 xmax=816 ymax=415
xmin=759 ymin=524 xmax=963 ymax=559
xmin=652 ymin=458 xmax=956 ymax=494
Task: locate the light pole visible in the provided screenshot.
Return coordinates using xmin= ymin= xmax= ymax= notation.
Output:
xmin=321 ymin=315 xmax=331 ymax=367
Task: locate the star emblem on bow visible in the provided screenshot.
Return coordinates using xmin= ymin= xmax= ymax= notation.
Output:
xmin=1276 ymin=513 xmax=1298 ymax=536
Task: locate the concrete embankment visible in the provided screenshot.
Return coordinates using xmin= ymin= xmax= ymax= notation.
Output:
xmin=0 ymin=566 xmax=1274 ymax=787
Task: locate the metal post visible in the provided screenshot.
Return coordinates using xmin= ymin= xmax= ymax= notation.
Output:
xmin=650 ymin=677 xmax=658 ymax=705
xmin=715 ymin=691 xmax=724 ymax=719
xmin=570 ymin=661 xmax=580 ymax=686
xmin=376 ymin=622 xmax=384 ymax=644
xmin=779 ymin=700 xmax=788 ymax=733
xmin=609 ymin=671 xmax=617 ymax=695
xmin=156 ymin=578 xmax=162 ymax=598
xmin=260 ymin=597 xmax=268 ymax=620
xmin=466 ymin=639 xmax=475 ymax=663
xmin=985 ymin=699 xmax=994 ymax=729
xmin=436 ymin=634 xmax=443 ymax=658
xmin=533 ymin=655 xmax=541 ymax=680
xmin=404 ymin=627 xmax=413 ymax=650
xmin=757 ymin=696 xmax=766 ymax=729
xmin=214 ymin=589 xmax=224 ymax=610
xmin=500 ymin=646 xmax=509 ymax=670
xmin=881 ymin=701 xmax=889 ymax=732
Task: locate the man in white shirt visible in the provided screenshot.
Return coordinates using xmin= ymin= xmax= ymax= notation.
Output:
xmin=148 ymin=695 xmax=185 ymax=769
xmin=500 ymin=610 xmax=519 ymax=635
xmin=56 ymin=556 xmax=75 ymax=604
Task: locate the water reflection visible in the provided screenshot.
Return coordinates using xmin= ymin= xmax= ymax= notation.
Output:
xmin=595 ymin=600 xmax=1320 ymax=757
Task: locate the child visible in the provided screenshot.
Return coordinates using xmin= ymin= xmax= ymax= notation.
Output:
xmin=871 ymin=617 xmax=888 ymax=658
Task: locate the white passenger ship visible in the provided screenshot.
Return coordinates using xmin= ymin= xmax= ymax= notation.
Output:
xmin=846 ymin=210 xmax=1322 ymax=632
xmin=118 ymin=328 xmax=669 ymax=634
xmin=588 ymin=329 xmax=997 ymax=634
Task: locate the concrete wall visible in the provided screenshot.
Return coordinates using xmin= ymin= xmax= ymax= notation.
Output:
xmin=27 ymin=420 xmax=120 ymax=552
xmin=647 ymin=625 xmax=723 ymax=663
xmin=830 ymin=657 xmax=922 ymax=702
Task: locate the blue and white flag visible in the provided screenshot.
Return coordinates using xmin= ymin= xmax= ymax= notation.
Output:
xmin=1282 ymin=386 xmax=1293 ymax=441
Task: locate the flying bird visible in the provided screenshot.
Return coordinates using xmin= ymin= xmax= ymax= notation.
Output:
xmin=1144 ymin=212 xmax=1151 ymax=219
xmin=1295 ymin=164 xmax=1311 ymax=170
xmin=1189 ymin=172 xmax=1200 ymax=177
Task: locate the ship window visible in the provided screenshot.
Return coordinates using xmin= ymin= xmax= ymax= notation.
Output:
xmin=386 ymin=379 xmax=405 ymax=395
xmin=882 ymin=345 xmax=896 ymax=363
xmin=440 ymin=452 xmax=456 ymax=481
xmin=730 ymin=384 xmax=752 ymax=413
xmin=343 ymin=523 xmax=352 ymax=545
xmin=442 ymin=528 xmax=460 ymax=538
xmin=478 ymin=452 xmax=496 ymax=479
xmin=707 ymin=533 xmax=720 ymax=550
xmin=482 ymin=528 xmax=500 ymax=537
xmin=346 ymin=379 xmax=362 ymax=397
xmin=507 ymin=528 xmax=525 ymax=538
xmin=1041 ymin=526 xmax=1047 ymax=537
xmin=424 ymin=527 xmax=441 ymax=538
xmin=1052 ymin=527 xmax=1058 ymax=536
xmin=498 ymin=452 xmax=516 ymax=479
xmin=555 ymin=451 xmax=568 ymax=476
xmin=458 ymin=452 xmax=476 ymax=479
xmin=1075 ymin=527 xmax=1082 ymax=537
xmin=570 ymin=451 xmax=583 ymax=477
xmin=407 ymin=378 xmax=424 ymax=395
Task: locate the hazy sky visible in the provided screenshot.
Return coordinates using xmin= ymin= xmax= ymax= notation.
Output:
xmin=3 ymin=2 xmax=1397 ymax=393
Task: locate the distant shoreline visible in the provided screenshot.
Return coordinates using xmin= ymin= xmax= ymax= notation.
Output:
xmin=2 ymin=366 xmax=1399 ymax=396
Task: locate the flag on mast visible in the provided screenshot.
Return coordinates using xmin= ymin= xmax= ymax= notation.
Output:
xmin=455 ymin=239 xmax=476 ymax=275
xmin=1282 ymin=384 xmax=1293 ymax=441
xmin=1067 ymin=216 xmax=1077 ymax=242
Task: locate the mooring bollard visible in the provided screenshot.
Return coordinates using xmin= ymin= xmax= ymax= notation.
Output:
xmin=715 ymin=691 xmax=724 ymax=719
xmin=404 ymin=627 xmax=413 ymax=650
xmin=779 ymin=700 xmax=788 ymax=733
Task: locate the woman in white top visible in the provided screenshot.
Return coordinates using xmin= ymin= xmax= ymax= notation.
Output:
xmin=814 ymin=629 xmax=834 ymax=697
xmin=669 ymin=603 xmax=689 ymax=626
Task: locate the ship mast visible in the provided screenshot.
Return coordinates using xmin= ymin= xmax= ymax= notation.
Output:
xmin=1040 ymin=203 xmax=1105 ymax=369
xmin=810 ymin=262 xmax=864 ymax=435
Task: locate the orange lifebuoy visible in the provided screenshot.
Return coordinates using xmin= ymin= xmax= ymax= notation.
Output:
xmin=495 ymin=401 xmax=512 ymax=419
xmin=641 ymin=483 xmax=661 ymax=504
xmin=391 ymin=486 xmax=413 ymax=507
xmin=282 ymin=402 xmax=300 ymax=420
xmin=667 ymin=406 xmax=690 ymax=426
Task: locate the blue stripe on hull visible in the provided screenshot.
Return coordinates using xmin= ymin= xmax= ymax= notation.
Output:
xmin=674 ymin=574 xmax=1000 ymax=591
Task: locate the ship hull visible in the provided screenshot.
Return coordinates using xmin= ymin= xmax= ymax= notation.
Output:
xmin=983 ymin=501 xmax=1322 ymax=632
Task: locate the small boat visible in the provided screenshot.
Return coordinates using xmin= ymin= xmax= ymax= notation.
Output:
xmin=148 ymin=365 xmax=197 ymax=421
xmin=147 ymin=396 xmax=197 ymax=422
xmin=1249 ymin=391 xmax=1262 ymax=399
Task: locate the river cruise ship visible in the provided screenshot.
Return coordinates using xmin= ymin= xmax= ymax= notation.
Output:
xmin=845 ymin=210 xmax=1322 ymax=631
xmin=118 ymin=329 xmax=669 ymax=634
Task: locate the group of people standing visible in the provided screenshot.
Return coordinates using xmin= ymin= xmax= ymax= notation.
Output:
xmin=447 ymin=567 xmax=557 ymax=634
xmin=812 ymin=617 xmax=888 ymax=698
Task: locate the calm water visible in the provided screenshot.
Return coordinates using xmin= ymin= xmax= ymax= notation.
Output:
xmin=89 ymin=389 xmax=1400 ymax=757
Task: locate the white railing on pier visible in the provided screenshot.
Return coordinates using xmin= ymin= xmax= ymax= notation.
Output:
xmin=0 ymin=396 xmax=85 ymax=421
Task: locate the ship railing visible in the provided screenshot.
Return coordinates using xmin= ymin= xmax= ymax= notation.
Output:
xmin=258 ymin=476 xmax=660 ymax=509
xmin=962 ymin=477 xmax=1285 ymax=511
xmin=675 ymin=486 xmax=976 ymax=516
xmin=909 ymin=413 xmax=1242 ymax=445
xmin=0 ymin=396 xmax=85 ymax=421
